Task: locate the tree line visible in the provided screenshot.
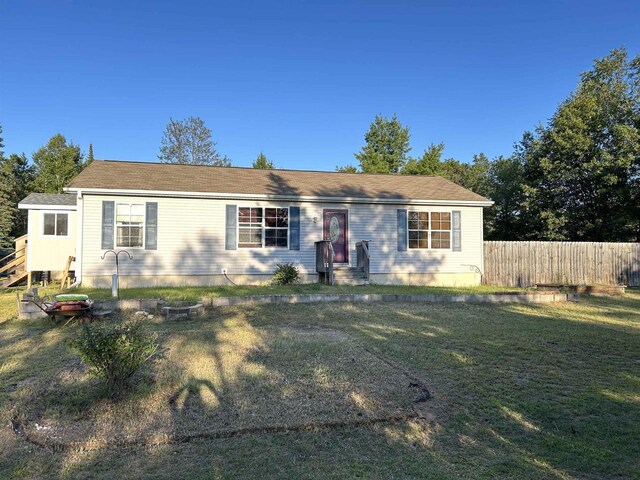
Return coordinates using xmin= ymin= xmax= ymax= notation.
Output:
xmin=0 ymin=115 xmax=277 ymax=247
xmin=338 ymin=48 xmax=640 ymax=242
xmin=0 ymin=131 xmax=91 ymax=247
xmin=1 ymin=48 xmax=638 ymax=247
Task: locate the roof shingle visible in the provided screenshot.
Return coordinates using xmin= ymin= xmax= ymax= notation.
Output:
xmin=19 ymin=193 xmax=77 ymax=207
xmin=66 ymin=160 xmax=491 ymax=203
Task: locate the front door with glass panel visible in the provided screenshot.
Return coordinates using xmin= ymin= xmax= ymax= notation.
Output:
xmin=323 ymin=209 xmax=348 ymax=264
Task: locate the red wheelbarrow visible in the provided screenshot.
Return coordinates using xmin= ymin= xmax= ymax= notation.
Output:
xmin=30 ymin=294 xmax=107 ymax=325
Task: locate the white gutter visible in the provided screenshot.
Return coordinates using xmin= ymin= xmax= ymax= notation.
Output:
xmin=72 ymin=190 xmax=84 ymax=286
xmin=18 ymin=204 xmax=77 ymax=210
xmin=25 ymin=210 xmax=32 ymax=273
xmin=64 ymin=187 xmax=494 ymax=207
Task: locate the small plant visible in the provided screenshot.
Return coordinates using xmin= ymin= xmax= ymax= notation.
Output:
xmin=69 ymin=319 xmax=158 ymax=395
xmin=272 ymin=263 xmax=300 ymax=285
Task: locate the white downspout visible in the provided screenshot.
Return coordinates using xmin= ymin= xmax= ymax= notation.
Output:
xmin=69 ymin=190 xmax=84 ymax=288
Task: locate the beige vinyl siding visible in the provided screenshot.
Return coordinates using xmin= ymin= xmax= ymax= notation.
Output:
xmin=350 ymin=204 xmax=483 ymax=275
xmin=80 ymin=194 xmax=484 ymax=282
xmin=27 ymin=209 xmax=77 ymax=272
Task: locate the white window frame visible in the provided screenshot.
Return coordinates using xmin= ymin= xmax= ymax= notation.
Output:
xmin=115 ymin=203 xmax=145 ymax=249
xmin=407 ymin=210 xmax=452 ymax=250
xmin=41 ymin=211 xmax=70 ymax=238
xmin=237 ymin=206 xmax=290 ymax=249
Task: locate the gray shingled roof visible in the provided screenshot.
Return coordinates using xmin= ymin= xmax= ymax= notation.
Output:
xmin=19 ymin=193 xmax=77 ymax=207
xmin=67 ymin=160 xmax=492 ymax=204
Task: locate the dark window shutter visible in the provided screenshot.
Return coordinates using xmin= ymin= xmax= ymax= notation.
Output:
xmin=145 ymin=202 xmax=158 ymax=250
xmin=397 ymin=209 xmax=407 ymax=251
xmin=452 ymin=210 xmax=461 ymax=251
xmin=226 ymin=205 xmax=237 ymax=250
xmin=289 ymin=206 xmax=300 ymax=250
xmin=101 ymin=201 xmax=114 ymax=250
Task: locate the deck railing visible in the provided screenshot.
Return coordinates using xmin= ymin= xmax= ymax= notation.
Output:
xmin=356 ymin=240 xmax=370 ymax=281
xmin=0 ymin=235 xmax=27 ymax=279
xmin=315 ymin=240 xmax=335 ymax=285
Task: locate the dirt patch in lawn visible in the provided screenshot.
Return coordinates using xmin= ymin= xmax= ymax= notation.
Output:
xmin=13 ymin=323 xmax=430 ymax=452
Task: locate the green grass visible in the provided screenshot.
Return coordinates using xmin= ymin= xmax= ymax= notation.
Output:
xmin=0 ymin=285 xmax=62 ymax=324
xmin=0 ymin=284 xmax=524 ymax=323
xmin=0 ymin=291 xmax=638 ymax=479
xmin=75 ymin=283 xmax=526 ymax=301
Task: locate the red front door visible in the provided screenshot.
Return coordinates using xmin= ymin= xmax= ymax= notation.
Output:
xmin=323 ymin=209 xmax=348 ymax=264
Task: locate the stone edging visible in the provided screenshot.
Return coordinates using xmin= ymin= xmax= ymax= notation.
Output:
xmin=201 ymin=292 xmax=579 ymax=307
xmin=23 ymin=292 xmax=579 ymax=319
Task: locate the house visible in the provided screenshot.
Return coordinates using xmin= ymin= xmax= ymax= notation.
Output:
xmin=18 ymin=160 xmax=493 ymax=288
xmin=16 ymin=193 xmax=78 ymax=285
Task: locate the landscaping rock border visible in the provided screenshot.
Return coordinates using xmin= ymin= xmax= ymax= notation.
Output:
xmin=23 ymin=292 xmax=579 ymax=319
xmin=202 ymin=292 xmax=579 ymax=307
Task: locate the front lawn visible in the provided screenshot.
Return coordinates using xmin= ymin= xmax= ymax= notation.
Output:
xmin=0 ymin=292 xmax=638 ymax=479
xmin=75 ymin=283 xmax=525 ymax=301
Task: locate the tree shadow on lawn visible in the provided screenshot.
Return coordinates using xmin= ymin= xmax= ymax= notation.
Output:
xmin=4 ymin=299 xmax=640 ymax=479
xmin=232 ymin=301 xmax=640 ymax=479
xmin=374 ymin=300 xmax=640 ymax=479
xmin=12 ymin=307 xmax=428 ymax=476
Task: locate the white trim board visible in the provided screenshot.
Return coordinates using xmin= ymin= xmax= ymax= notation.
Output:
xmin=64 ymin=187 xmax=494 ymax=207
xmin=18 ymin=204 xmax=77 ymax=211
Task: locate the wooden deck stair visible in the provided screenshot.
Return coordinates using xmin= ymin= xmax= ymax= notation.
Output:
xmin=0 ymin=235 xmax=28 ymax=288
xmin=316 ymin=240 xmax=371 ymax=286
xmin=1 ymin=270 xmax=28 ymax=288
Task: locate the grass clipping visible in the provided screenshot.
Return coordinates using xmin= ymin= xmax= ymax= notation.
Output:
xmin=15 ymin=323 xmax=424 ymax=451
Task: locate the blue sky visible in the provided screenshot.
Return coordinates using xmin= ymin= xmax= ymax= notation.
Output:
xmin=2 ymin=0 xmax=639 ymax=170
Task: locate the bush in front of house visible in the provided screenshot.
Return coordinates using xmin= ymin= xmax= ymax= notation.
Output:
xmin=69 ymin=319 xmax=158 ymax=395
xmin=272 ymin=263 xmax=300 ymax=285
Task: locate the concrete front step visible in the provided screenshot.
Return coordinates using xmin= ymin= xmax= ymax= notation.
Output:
xmin=334 ymin=280 xmax=370 ymax=286
xmin=333 ymin=268 xmax=366 ymax=275
xmin=332 ymin=267 xmax=369 ymax=286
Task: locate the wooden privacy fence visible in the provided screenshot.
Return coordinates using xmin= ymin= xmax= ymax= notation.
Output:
xmin=482 ymin=241 xmax=640 ymax=287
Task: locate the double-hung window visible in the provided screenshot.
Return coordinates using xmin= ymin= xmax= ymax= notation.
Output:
xmin=238 ymin=207 xmax=289 ymax=248
xmin=43 ymin=213 xmax=68 ymax=236
xmin=116 ymin=203 xmax=144 ymax=247
xmin=408 ymin=211 xmax=451 ymax=249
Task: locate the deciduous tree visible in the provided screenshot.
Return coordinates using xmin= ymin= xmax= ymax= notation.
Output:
xmin=517 ymin=48 xmax=640 ymax=241
xmin=335 ymin=164 xmax=358 ymax=173
xmin=158 ymin=116 xmax=231 ymax=166
xmin=31 ymin=134 xmax=83 ymax=193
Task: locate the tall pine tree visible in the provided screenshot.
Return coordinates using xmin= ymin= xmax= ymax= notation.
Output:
xmin=86 ymin=143 xmax=95 ymax=165
xmin=0 ymin=125 xmax=15 ymax=248
xmin=1 ymin=153 xmax=34 ymax=238
xmin=354 ymin=114 xmax=411 ymax=173
xmin=252 ymin=152 xmax=274 ymax=169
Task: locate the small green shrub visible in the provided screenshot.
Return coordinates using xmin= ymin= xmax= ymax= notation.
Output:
xmin=272 ymin=263 xmax=300 ymax=285
xmin=69 ymin=320 xmax=158 ymax=394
